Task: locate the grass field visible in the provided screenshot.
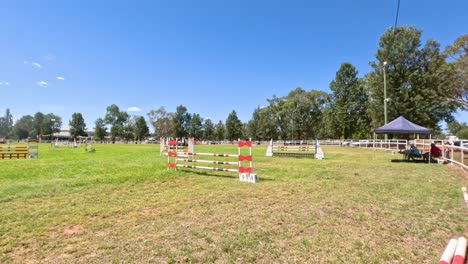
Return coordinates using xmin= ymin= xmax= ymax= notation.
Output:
xmin=0 ymin=143 xmax=467 ymax=263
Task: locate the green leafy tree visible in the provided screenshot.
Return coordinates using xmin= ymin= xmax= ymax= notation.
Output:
xmin=122 ymin=120 xmax=134 ymax=142
xmin=13 ymin=115 xmax=34 ymax=139
xmin=202 ymin=118 xmax=214 ymax=140
xmin=444 ymin=34 xmax=467 ymax=108
xmin=446 ymin=120 xmax=467 ymax=136
xmin=247 ymin=107 xmax=261 ymax=140
xmin=173 ymin=105 xmax=190 ymax=138
xmin=328 ymin=63 xmax=370 ymax=139
xmin=42 ymin=114 xmax=62 ymax=139
xmin=188 ymin=113 xmax=203 ymax=139
xmin=213 ymin=121 xmax=226 ymax=141
xmin=268 ymin=96 xmax=287 ymax=139
xmin=104 ymin=104 xmax=128 ymax=142
xmin=32 ymin=112 xmax=45 ymax=138
xmin=456 ymin=128 xmax=468 ymax=139
xmin=110 ymin=124 xmax=123 ymax=142
xmin=248 ymin=105 xmax=279 ymax=140
xmin=225 ymin=110 xmax=243 ymax=141
xmin=0 ymin=109 xmax=14 ymax=137
xmin=133 ymin=116 xmax=150 ymax=142
xmin=69 ymin=112 xmax=87 ymax=139
xmin=367 ymin=26 xmax=459 ymax=130
xmin=279 ymin=88 xmax=328 ymax=139
xmin=93 ymin=118 xmax=107 ymax=142
xmin=147 ymin=107 xmax=174 ymax=138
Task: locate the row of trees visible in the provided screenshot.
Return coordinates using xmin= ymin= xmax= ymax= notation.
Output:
xmin=88 ymin=104 xmax=150 ymax=142
xmin=147 ymin=105 xmax=244 ymax=141
xmin=0 ymin=110 xmax=62 ymax=139
xmin=1 ymin=106 xmax=150 ymax=142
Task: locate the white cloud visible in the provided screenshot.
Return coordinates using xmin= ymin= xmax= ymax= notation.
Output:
xmin=0 ymin=81 xmax=10 ymax=86
xmin=56 ymin=76 xmax=65 ymax=81
xmin=37 ymin=81 xmax=48 ymax=88
xmin=127 ymin=106 xmax=142 ymax=112
xmin=31 ymin=62 xmax=42 ymax=69
xmin=24 ymin=60 xmax=43 ymax=69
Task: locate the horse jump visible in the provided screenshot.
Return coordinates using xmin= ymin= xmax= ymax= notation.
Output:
xmin=266 ymin=139 xmax=324 ymax=160
xmin=167 ymin=138 xmax=257 ymax=183
xmin=160 ymin=137 xmax=194 ymax=156
xmin=0 ymin=139 xmax=39 ymax=159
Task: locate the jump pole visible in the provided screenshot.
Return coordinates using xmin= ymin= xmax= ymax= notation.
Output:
xmin=462 ymin=187 xmax=468 ymax=208
xmin=438 ymin=238 xmax=458 ymax=264
xmin=452 ymin=237 xmax=467 ymax=264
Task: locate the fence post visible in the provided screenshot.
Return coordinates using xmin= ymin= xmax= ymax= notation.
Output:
xmin=461 ymin=147 xmax=464 ymax=166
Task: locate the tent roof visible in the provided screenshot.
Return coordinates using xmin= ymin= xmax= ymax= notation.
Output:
xmin=374 ymin=116 xmax=431 ymax=134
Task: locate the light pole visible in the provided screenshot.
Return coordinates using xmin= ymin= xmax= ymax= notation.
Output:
xmin=383 ymin=61 xmax=388 ymax=140
xmin=50 ymin=118 xmax=56 ymax=144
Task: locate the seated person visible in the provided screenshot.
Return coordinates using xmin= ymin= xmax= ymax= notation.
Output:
xmin=399 ymin=145 xmax=421 ymax=161
xmin=423 ymin=143 xmax=442 ymax=162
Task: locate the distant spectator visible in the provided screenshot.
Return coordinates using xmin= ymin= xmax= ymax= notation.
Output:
xmin=423 ymin=143 xmax=442 ymax=162
xmin=399 ymin=144 xmax=421 ymax=161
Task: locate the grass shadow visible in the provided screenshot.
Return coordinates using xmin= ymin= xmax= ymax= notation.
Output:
xmin=390 ymin=159 xmax=428 ymax=164
xmin=178 ymin=169 xmax=273 ymax=181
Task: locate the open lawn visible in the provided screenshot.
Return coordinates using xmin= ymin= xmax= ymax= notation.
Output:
xmin=0 ymin=143 xmax=467 ymax=263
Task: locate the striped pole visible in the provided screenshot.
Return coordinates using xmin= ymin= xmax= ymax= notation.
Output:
xmin=439 ymin=238 xmax=458 ymax=264
xmin=176 ymin=158 xmax=239 ymax=165
xmin=176 ymin=152 xmax=239 ymax=158
xmin=175 ymin=164 xmax=238 ymax=173
xmin=249 ymin=137 xmax=253 ymax=173
xmin=452 ymin=237 xmax=467 ymax=264
xmin=462 ymin=187 xmax=468 ymax=208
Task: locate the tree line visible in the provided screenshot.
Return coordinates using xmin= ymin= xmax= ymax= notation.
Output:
xmin=0 ymin=27 xmax=466 ymax=141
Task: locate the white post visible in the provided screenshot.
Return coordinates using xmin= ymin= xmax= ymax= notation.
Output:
xmin=160 ymin=137 xmax=165 ymax=156
xmin=188 ymin=138 xmax=194 ymax=153
xmin=461 ymin=146 xmax=464 ymax=167
xmin=428 ymin=135 xmax=431 ymax=164
xmin=266 ymin=139 xmax=273 ymax=156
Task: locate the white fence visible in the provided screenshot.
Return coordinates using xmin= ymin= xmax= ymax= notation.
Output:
xmin=414 ymin=139 xmax=468 ymax=169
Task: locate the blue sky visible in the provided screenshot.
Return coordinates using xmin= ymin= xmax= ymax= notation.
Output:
xmin=0 ymin=0 xmax=467 ymax=130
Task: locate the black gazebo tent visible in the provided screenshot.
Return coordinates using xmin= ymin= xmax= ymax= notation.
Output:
xmin=374 ymin=116 xmax=431 ymax=135
xmin=374 ymin=116 xmax=433 ymax=163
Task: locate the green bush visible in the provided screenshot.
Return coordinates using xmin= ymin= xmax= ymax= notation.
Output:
xmin=456 ymin=128 xmax=468 ymax=139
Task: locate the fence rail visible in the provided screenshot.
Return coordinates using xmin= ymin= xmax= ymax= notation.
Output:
xmin=414 ymin=140 xmax=468 ymax=169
